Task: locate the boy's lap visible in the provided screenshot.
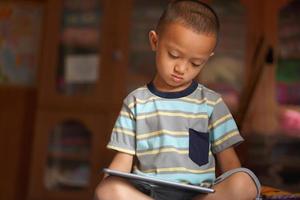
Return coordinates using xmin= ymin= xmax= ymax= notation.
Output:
xmin=130 ymin=168 xmax=260 ymax=200
xmin=131 ymin=179 xmax=200 ymax=200
xmin=99 ymin=168 xmax=260 ymax=200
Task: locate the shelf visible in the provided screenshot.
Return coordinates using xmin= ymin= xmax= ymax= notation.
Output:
xmin=48 ymin=152 xmax=89 ymax=161
xmin=45 ymin=164 xmax=90 ymax=190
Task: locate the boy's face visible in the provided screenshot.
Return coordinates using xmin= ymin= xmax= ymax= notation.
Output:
xmin=149 ymin=22 xmax=216 ymax=92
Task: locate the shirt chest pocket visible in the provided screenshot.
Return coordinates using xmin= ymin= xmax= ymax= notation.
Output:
xmin=188 ymin=128 xmax=210 ymax=166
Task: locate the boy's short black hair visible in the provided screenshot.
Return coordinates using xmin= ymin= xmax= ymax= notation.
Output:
xmin=157 ymin=0 xmax=220 ymax=38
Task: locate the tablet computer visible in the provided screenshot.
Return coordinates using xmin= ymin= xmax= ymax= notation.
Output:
xmin=103 ymin=168 xmax=214 ymax=193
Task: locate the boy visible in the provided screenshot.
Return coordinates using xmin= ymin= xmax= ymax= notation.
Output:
xmin=96 ymin=0 xmax=261 ymax=199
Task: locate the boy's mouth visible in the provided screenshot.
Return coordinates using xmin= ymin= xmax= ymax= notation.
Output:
xmin=171 ymin=74 xmax=183 ymax=82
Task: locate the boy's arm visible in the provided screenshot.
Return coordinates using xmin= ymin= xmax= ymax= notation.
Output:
xmin=216 ymin=147 xmax=241 ymax=173
xmin=108 ymin=152 xmax=134 ymax=172
xmin=102 ymin=152 xmax=133 ymax=179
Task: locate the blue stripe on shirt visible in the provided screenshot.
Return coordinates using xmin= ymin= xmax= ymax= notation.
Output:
xmin=115 ymin=116 xmax=135 ymax=130
xmin=136 ymin=100 xmax=207 ymax=114
xmin=210 ymin=119 xmax=237 ymax=140
xmin=137 ymin=135 xmax=188 ymax=151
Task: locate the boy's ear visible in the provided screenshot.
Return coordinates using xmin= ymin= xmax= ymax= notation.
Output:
xmin=149 ymin=30 xmax=158 ymax=51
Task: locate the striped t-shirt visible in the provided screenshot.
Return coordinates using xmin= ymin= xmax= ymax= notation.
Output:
xmin=107 ymin=81 xmax=244 ymax=185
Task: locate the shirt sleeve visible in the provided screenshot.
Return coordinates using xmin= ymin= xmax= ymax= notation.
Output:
xmin=107 ymin=97 xmax=136 ymax=155
xmin=208 ymin=96 xmax=244 ymax=154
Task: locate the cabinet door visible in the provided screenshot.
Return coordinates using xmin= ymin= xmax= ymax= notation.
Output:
xmin=28 ymin=111 xmax=108 ymax=200
xmin=38 ymin=0 xmax=109 ymax=109
xmin=126 ymin=0 xmax=169 ymax=92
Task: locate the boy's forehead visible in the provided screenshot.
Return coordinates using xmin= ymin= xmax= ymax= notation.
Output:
xmin=158 ymin=22 xmax=216 ymax=55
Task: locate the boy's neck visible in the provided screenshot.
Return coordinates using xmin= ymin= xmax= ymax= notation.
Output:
xmin=148 ymin=78 xmax=198 ymax=99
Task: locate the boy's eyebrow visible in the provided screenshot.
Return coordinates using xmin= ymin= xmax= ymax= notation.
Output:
xmin=190 ymin=57 xmax=206 ymax=62
xmin=165 ymin=43 xmax=210 ymax=60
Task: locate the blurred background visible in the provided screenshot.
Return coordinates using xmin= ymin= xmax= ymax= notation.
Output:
xmin=0 ymin=0 xmax=299 ymax=199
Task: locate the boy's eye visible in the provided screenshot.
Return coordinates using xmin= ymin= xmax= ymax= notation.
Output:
xmin=168 ymin=52 xmax=179 ymax=58
xmin=192 ymin=63 xmax=201 ymax=67
xmin=191 ymin=62 xmax=203 ymax=67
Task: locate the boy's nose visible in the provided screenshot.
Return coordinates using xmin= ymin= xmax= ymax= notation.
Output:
xmin=174 ymin=62 xmax=188 ymax=74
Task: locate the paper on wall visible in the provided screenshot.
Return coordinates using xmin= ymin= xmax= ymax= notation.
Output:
xmin=65 ymin=54 xmax=99 ymax=83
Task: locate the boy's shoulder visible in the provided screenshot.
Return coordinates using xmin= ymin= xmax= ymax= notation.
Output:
xmin=127 ymin=85 xmax=150 ymax=98
xmin=195 ymin=83 xmax=222 ymax=101
xmin=123 ymin=85 xmax=152 ymax=104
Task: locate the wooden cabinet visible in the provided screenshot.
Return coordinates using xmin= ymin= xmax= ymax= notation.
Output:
xmin=126 ymin=0 xmax=169 ymax=92
xmin=27 ymin=0 xmax=132 ymax=199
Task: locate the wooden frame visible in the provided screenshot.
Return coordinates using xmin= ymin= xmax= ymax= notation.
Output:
xmin=28 ymin=110 xmax=108 ymax=200
xmin=28 ymin=1 xmax=133 ymax=199
xmin=38 ymin=0 xmax=110 ymax=109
